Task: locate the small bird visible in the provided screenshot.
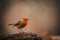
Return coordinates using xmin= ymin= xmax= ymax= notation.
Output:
xmin=8 ymin=18 xmax=29 ymax=33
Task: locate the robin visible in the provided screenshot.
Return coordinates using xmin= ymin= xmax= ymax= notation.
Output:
xmin=8 ymin=18 xmax=29 ymax=33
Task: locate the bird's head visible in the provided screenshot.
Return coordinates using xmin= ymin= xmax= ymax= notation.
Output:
xmin=23 ymin=18 xmax=29 ymax=22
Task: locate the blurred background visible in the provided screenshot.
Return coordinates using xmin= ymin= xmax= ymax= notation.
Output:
xmin=0 ymin=0 xmax=60 ymax=38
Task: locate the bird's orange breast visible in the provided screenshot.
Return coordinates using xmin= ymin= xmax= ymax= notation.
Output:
xmin=23 ymin=22 xmax=27 ymax=26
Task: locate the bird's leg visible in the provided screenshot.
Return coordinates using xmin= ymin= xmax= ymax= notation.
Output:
xmin=17 ymin=28 xmax=21 ymax=34
xmin=20 ymin=29 xmax=24 ymax=34
xmin=21 ymin=29 xmax=26 ymax=38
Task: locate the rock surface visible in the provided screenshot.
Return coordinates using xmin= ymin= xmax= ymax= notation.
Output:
xmin=1 ymin=32 xmax=43 ymax=40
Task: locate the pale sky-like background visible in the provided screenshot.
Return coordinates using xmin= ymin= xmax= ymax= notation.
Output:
xmin=3 ymin=0 xmax=57 ymax=36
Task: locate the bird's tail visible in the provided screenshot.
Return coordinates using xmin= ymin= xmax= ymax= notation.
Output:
xmin=8 ymin=24 xmax=14 ymax=26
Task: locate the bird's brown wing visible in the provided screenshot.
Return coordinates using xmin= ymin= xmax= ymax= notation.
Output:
xmin=14 ymin=21 xmax=21 ymax=26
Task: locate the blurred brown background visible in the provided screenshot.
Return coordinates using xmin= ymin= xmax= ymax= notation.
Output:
xmin=0 ymin=0 xmax=60 ymax=36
